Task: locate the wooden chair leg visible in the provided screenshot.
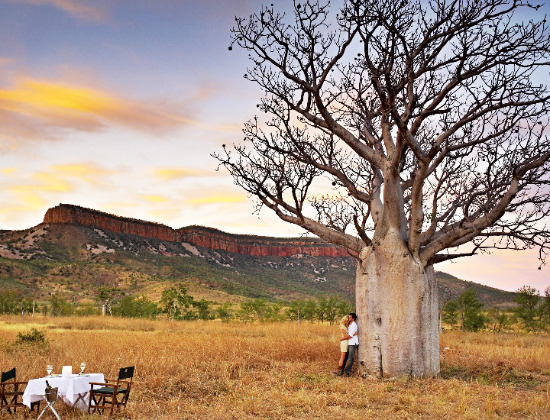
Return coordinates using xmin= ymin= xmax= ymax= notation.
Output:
xmin=111 ymin=393 xmax=118 ymax=417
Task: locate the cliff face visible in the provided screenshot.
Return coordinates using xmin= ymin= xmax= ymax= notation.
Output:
xmin=43 ymin=204 xmax=178 ymax=242
xmin=43 ymin=204 xmax=351 ymax=258
xmin=178 ymin=227 xmax=351 ymax=257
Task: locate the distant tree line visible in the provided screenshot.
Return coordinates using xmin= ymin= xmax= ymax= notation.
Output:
xmin=236 ymin=294 xmax=353 ymax=323
xmin=3 ymin=283 xmax=549 ymax=332
xmin=0 ymin=283 xmax=353 ymax=324
xmin=442 ymin=286 xmax=550 ymax=333
xmin=0 ymin=290 xmax=36 ymax=316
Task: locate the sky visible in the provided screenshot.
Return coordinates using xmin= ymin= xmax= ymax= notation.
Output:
xmin=0 ymin=0 xmax=548 ymax=294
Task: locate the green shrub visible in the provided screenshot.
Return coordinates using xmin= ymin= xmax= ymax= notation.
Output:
xmin=15 ymin=328 xmax=47 ymax=346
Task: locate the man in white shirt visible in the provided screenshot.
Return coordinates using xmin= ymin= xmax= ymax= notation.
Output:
xmin=343 ymin=313 xmax=358 ymax=376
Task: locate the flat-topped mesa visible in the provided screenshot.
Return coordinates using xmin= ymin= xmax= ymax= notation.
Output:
xmin=43 ymin=204 xmax=178 ymax=242
xmin=42 ymin=204 xmax=351 ymax=258
xmin=178 ymin=226 xmax=351 ymax=258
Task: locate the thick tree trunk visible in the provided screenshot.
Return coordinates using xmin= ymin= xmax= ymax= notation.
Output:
xmin=356 ymin=231 xmax=440 ymax=378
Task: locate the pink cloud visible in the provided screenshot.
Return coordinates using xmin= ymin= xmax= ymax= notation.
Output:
xmin=15 ymin=0 xmax=108 ymax=22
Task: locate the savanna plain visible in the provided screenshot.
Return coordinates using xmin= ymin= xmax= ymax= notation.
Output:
xmin=1 ymin=316 xmax=549 ymax=419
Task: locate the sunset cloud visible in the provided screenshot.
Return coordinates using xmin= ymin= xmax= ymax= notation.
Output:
xmin=187 ymin=193 xmax=247 ymax=205
xmin=149 ymin=207 xmax=183 ymax=223
xmin=0 ymin=77 xmax=195 ymax=140
xmin=102 ymin=202 xmax=137 ymax=214
xmin=7 ymin=190 xmax=47 ymax=210
xmin=30 ymin=172 xmax=73 ymax=192
xmin=3 ymin=164 xmax=116 ymax=214
xmin=6 ymin=173 xmax=72 ymax=213
xmin=141 ymin=195 xmax=169 ymax=203
xmin=0 ymin=58 xmax=15 ymax=69
xmin=1 ymin=167 xmax=17 ymax=175
xmin=51 ymin=163 xmax=114 ymax=184
xmin=155 ymin=168 xmax=213 ymax=181
xmin=198 ymin=122 xmax=243 ymax=133
xmin=0 ymin=109 xmax=55 ymax=149
xmin=16 ymin=0 xmax=108 ymax=22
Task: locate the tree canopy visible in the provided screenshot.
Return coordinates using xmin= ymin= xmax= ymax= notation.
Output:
xmin=217 ymin=0 xmax=550 ymax=268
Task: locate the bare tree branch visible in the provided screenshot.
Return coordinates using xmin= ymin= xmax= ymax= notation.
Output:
xmin=216 ymin=0 xmax=550 ymax=269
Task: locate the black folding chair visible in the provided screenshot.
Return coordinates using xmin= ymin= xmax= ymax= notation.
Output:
xmin=88 ymin=366 xmax=134 ymax=416
xmin=1 ymin=367 xmax=40 ymax=415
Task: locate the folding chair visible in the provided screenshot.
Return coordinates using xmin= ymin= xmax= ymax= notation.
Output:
xmin=1 ymin=367 xmax=40 ymax=416
xmin=88 ymin=366 xmax=134 ymax=416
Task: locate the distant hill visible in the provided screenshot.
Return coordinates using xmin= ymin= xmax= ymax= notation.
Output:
xmin=0 ymin=204 xmax=517 ymax=307
xmin=435 ymin=271 xmax=517 ymax=308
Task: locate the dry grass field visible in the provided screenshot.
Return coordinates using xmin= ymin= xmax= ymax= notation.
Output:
xmin=1 ymin=315 xmax=549 ymax=419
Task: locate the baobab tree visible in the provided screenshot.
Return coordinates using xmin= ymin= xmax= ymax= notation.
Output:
xmin=216 ymin=0 xmax=550 ymax=377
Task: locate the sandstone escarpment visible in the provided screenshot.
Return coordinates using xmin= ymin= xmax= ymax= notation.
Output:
xmin=44 ymin=204 xmax=178 ymax=242
xmin=178 ymin=226 xmax=351 ymax=257
xmin=43 ymin=204 xmax=351 ymax=258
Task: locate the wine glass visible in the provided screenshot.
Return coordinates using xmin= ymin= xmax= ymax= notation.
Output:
xmin=46 ymin=364 xmax=53 ymax=377
xmin=80 ymin=362 xmax=86 ymax=375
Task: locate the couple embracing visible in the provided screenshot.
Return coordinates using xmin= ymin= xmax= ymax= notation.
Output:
xmin=336 ymin=312 xmax=358 ymax=376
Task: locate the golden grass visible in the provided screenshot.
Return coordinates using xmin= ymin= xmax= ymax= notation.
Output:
xmin=1 ymin=316 xmax=549 ymax=419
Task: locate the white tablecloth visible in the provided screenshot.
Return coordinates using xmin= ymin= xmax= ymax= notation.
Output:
xmin=23 ymin=373 xmax=105 ymax=411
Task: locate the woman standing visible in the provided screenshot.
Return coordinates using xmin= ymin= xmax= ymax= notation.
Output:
xmin=336 ymin=315 xmax=350 ymax=374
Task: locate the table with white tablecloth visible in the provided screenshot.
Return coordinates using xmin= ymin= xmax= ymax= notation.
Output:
xmin=23 ymin=373 xmax=105 ymax=411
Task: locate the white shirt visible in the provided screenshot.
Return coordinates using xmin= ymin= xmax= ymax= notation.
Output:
xmin=348 ymin=321 xmax=358 ymax=345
